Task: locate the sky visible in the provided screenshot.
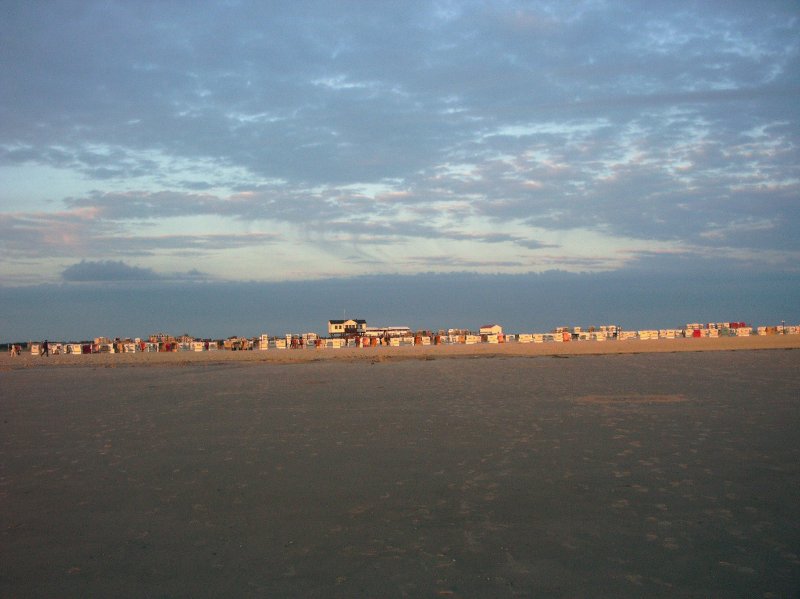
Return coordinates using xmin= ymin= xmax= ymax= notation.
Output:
xmin=1 ymin=1 xmax=799 ymax=340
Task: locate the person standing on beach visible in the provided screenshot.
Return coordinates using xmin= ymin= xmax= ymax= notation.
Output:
xmin=41 ymin=339 xmax=49 ymax=357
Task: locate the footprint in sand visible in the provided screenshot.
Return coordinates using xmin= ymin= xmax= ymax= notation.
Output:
xmin=662 ymin=537 xmax=679 ymax=550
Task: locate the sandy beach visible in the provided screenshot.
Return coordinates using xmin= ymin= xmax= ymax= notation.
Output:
xmin=1 ymin=338 xmax=799 ymax=597
xmin=3 ymin=333 xmax=800 ymax=369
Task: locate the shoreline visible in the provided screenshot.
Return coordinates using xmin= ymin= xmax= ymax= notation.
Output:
xmin=3 ymin=334 xmax=798 ymax=369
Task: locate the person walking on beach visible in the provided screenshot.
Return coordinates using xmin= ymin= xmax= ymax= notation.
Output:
xmin=41 ymin=339 xmax=49 ymax=357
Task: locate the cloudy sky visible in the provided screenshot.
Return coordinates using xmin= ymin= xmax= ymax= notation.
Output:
xmin=1 ymin=1 xmax=798 ymax=338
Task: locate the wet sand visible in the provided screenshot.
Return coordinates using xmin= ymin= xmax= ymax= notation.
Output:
xmin=1 ymin=346 xmax=799 ymax=597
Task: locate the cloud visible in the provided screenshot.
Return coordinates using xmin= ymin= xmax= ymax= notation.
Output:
xmin=0 ymin=209 xmax=119 ymax=258
xmin=1 ymin=1 xmax=798 ymax=284
xmin=62 ymin=260 xmax=162 ymax=282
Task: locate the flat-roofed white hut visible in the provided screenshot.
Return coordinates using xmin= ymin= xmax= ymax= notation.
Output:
xmin=479 ymin=324 xmax=503 ymax=336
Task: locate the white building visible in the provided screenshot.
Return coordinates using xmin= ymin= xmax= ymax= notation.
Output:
xmin=327 ymin=319 xmax=367 ymax=337
xmin=364 ymin=326 xmax=412 ymax=338
xmin=480 ymin=324 xmax=503 ymax=336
